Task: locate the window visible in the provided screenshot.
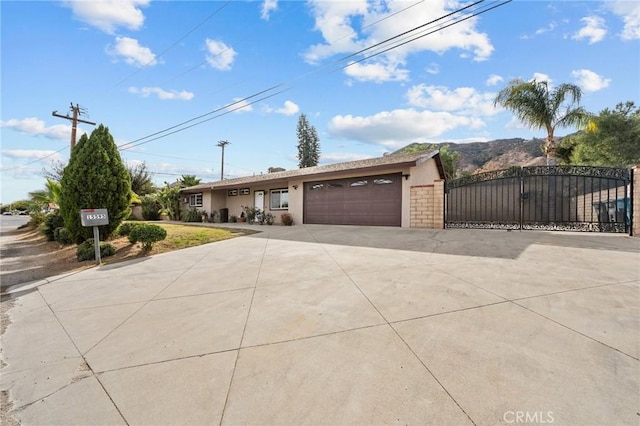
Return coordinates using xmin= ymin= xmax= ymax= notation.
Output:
xmin=270 ymin=189 xmax=289 ymax=210
xmin=350 ymin=179 xmax=368 ymax=187
xmin=374 ymin=178 xmax=393 ymax=185
xmin=189 ymin=193 xmax=203 ymax=207
xmin=310 ymin=183 xmax=324 ymax=190
xmin=239 ymin=188 xmax=250 ymax=195
xmin=328 ymin=183 xmax=343 ymax=189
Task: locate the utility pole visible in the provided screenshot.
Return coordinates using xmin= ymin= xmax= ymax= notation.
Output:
xmin=52 ymin=103 xmax=96 ymax=152
xmin=217 ymin=140 xmax=230 ymax=180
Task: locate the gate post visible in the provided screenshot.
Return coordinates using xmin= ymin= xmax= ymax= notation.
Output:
xmin=632 ymin=166 xmax=639 ymax=237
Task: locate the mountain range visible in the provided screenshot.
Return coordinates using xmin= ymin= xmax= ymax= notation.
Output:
xmin=394 ymin=137 xmax=558 ymax=175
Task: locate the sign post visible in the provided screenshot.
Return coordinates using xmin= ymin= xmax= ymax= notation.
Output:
xmin=80 ymin=209 xmax=109 ymax=264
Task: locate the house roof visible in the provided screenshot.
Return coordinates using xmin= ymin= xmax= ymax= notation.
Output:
xmin=182 ymin=150 xmax=444 ymax=192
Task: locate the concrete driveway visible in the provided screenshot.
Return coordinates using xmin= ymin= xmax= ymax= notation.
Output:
xmin=1 ymin=225 xmax=639 ymax=425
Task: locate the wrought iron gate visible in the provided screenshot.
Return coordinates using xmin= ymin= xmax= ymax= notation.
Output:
xmin=445 ymin=166 xmax=631 ymax=233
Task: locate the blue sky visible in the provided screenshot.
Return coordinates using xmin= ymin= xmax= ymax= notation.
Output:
xmin=1 ymin=0 xmax=639 ymax=204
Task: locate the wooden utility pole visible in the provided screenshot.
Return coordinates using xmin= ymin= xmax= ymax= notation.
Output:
xmin=217 ymin=140 xmax=230 ymax=180
xmin=52 ymin=103 xmax=96 ymax=151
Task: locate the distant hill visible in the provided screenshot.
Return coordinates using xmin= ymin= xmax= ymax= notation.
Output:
xmin=393 ymin=137 xmax=558 ymax=175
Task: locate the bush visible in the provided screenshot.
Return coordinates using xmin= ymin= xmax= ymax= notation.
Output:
xmin=41 ymin=211 xmax=65 ymax=241
xmin=141 ymin=195 xmax=162 ymax=220
xmin=182 ymin=207 xmax=201 ymax=222
xmin=129 ymin=223 xmax=167 ymax=251
xmin=116 ymin=221 xmax=139 ymax=237
xmin=53 ymin=227 xmax=73 ymax=245
xmin=28 ymin=211 xmax=46 ymax=227
xmin=76 ymin=239 xmax=116 ymax=261
xmin=281 ymin=213 xmax=294 ymax=226
xmin=229 ymin=215 xmax=237 ymax=223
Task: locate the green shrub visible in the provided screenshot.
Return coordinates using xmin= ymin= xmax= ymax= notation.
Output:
xmin=76 ymin=239 xmax=116 ymax=261
xmin=281 ymin=213 xmax=294 ymax=226
xmin=41 ymin=211 xmax=65 ymax=241
xmin=229 ymin=215 xmax=237 ymax=223
xmin=141 ymin=195 xmax=162 ymax=220
xmin=129 ymin=223 xmax=167 ymax=251
xmin=116 ymin=221 xmax=139 ymax=237
xmin=183 ymin=207 xmax=201 ymax=222
xmin=28 ymin=211 xmax=46 ymax=227
xmin=53 ymin=227 xmax=73 ymax=245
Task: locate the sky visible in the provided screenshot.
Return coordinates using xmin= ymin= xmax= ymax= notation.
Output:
xmin=1 ymin=0 xmax=639 ymax=204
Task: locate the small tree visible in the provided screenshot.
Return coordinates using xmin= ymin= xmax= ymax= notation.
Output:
xmin=60 ymin=125 xmax=131 ymax=242
xmin=568 ymin=101 xmax=640 ymax=167
xmin=128 ymin=162 xmax=155 ymax=196
xmin=296 ymin=113 xmax=320 ymax=168
xmin=179 ymin=175 xmax=201 ymax=188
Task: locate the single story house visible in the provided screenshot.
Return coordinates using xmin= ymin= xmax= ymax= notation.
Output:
xmin=180 ymin=150 xmax=446 ymax=228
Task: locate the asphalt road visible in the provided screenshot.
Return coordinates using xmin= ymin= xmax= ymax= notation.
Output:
xmin=0 ymin=216 xmax=30 ymax=234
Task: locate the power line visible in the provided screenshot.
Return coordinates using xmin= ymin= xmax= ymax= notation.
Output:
xmin=117 ymin=1 xmax=501 ymax=152
xmin=0 ymin=146 xmax=69 ymax=172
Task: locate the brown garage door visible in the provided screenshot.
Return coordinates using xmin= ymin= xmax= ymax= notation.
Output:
xmin=303 ymin=173 xmax=402 ymax=226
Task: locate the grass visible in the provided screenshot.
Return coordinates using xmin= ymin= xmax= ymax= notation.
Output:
xmin=150 ymin=223 xmax=252 ymax=250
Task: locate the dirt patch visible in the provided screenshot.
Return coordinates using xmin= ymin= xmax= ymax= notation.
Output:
xmin=0 ymin=226 xmax=152 ymax=291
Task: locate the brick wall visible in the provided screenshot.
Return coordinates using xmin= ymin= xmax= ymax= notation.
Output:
xmin=410 ymin=180 xmax=444 ymax=228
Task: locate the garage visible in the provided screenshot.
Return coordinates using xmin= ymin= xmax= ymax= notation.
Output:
xmin=303 ymin=173 xmax=402 ymax=226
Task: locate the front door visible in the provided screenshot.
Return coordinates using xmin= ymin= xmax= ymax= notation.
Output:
xmin=254 ymin=190 xmax=265 ymax=210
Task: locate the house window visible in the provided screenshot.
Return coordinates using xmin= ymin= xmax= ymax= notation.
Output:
xmin=189 ymin=193 xmax=203 ymax=207
xmin=270 ymin=189 xmax=289 ymax=210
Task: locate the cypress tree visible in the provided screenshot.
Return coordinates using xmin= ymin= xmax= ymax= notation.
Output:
xmin=60 ymin=124 xmax=131 ymax=242
xmin=296 ymin=113 xmax=320 ymax=168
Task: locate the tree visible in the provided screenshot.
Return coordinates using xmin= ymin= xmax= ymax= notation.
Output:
xmin=565 ymin=101 xmax=640 ymax=167
xmin=179 ymin=175 xmax=201 ymax=188
xmin=29 ymin=178 xmax=62 ymax=209
xmin=42 ymin=160 xmax=66 ymax=182
xmin=296 ymin=113 xmax=320 ymax=168
xmin=494 ymin=79 xmax=591 ymax=164
xmin=59 ymin=125 xmax=131 ymax=243
xmin=398 ymin=143 xmax=460 ymax=180
xmin=128 ymin=162 xmax=155 ymax=196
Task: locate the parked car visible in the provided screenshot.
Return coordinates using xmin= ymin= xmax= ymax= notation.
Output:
xmin=2 ymin=211 xmax=13 ymax=216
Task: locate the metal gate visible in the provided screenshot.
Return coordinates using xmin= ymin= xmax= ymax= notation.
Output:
xmin=445 ymin=166 xmax=631 ymax=233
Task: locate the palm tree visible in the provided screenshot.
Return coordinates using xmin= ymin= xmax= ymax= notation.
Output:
xmin=494 ymin=79 xmax=591 ymax=165
xmin=29 ymin=178 xmax=62 ymax=210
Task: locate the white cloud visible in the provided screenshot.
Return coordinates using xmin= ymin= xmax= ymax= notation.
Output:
xmin=607 ymin=0 xmax=640 ymax=40
xmin=303 ymin=0 xmax=494 ymax=82
xmin=328 ymin=109 xmax=485 ymax=148
xmin=485 ymin=74 xmax=503 ymax=86
xmin=532 ymin=72 xmax=552 ymax=84
xmin=128 ymin=86 xmax=194 ymax=100
xmin=572 ymin=16 xmax=607 ymax=44
xmin=344 ymin=60 xmax=409 ymax=83
xmin=571 ymin=69 xmax=611 ymax=92
xmin=0 ymin=117 xmax=75 ymax=140
xmin=261 ymin=0 xmax=278 ymax=20
xmin=227 ymin=98 xmax=253 ymax=114
xmin=1 ymin=149 xmax=64 ymax=163
xmin=205 ymin=39 xmax=237 ymax=71
xmin=64 ymin=0 xmax=149 ymax=34
xmin=264 ymin=100 xmax=300 ymax=116
xmin=320 ymin=152 xmax=373 ymax=164
xmin=406 ymin=85 xmax=499 ymax=116
xmin=535 ymin=22 xmax=557 ymax=35
xmin=108 ymin=36 xmax=157 ymax=67
xmin=425 ymin=63 xmax=439 ymax=75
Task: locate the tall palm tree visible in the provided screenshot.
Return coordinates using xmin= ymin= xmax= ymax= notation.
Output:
xmin=29 ymin=178 xmax=62 ymax=209
xmin=494 ymin=79 xmax=591 ymax=165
